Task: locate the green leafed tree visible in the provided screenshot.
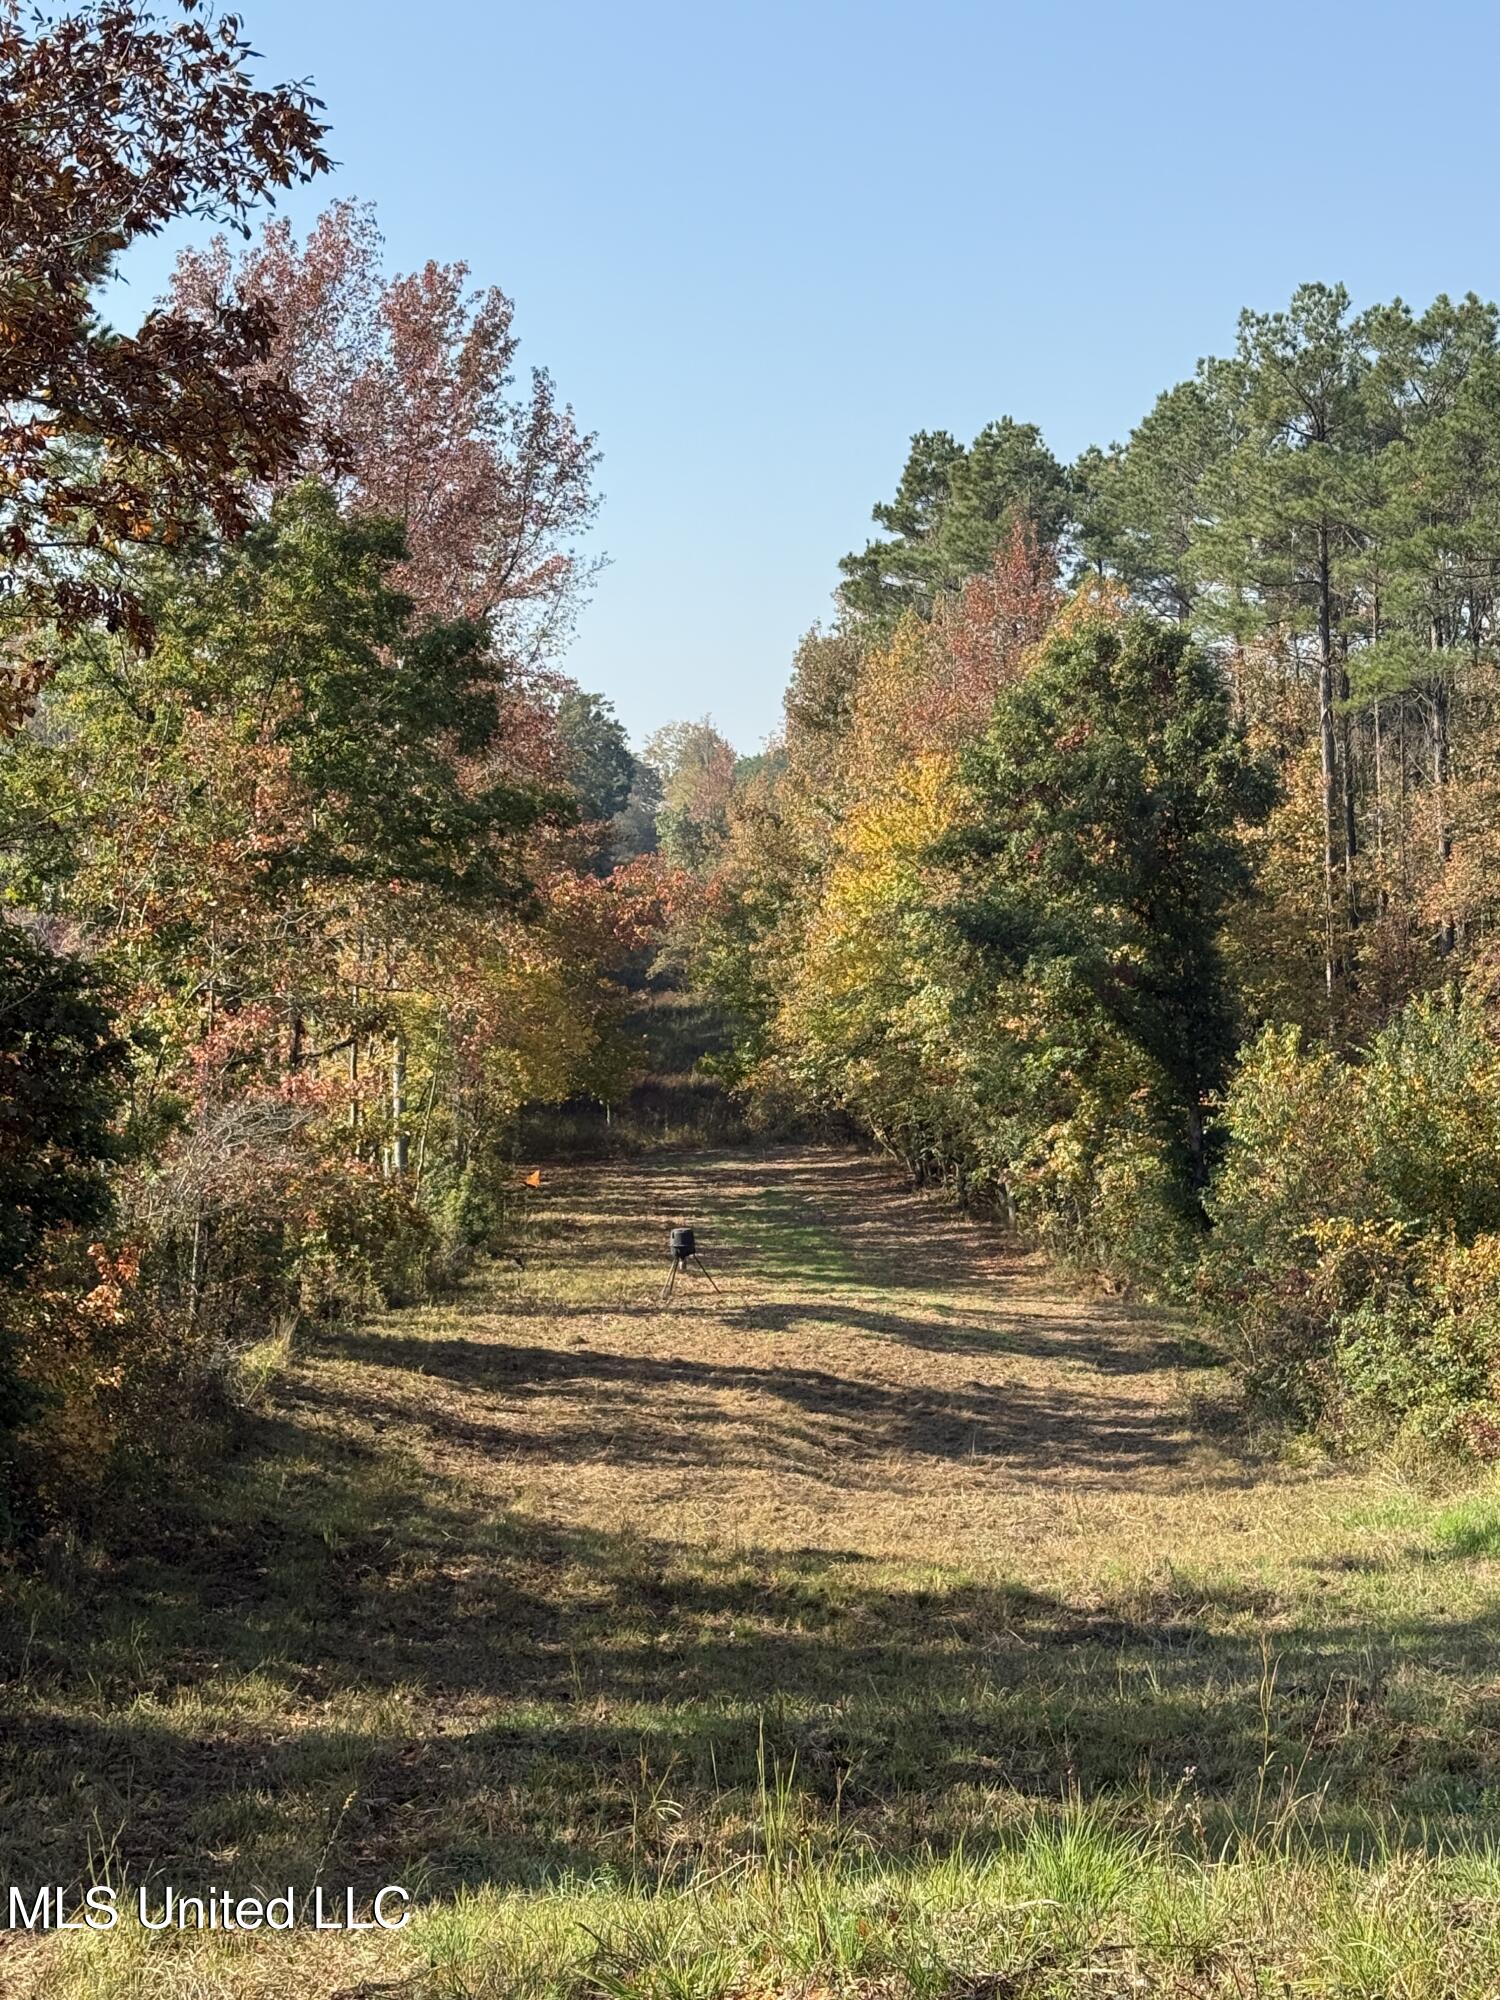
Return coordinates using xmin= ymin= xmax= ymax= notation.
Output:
xmin=6 ymin=481 xmax=554 ymax=928
xmin=1360 ymin=293 xmax=1500 ymax=941
xmin=552 ymin=687 xmax=646 ymax=872
xmin=0 ymin=924 xmax=126 ymax=1443
xmin=840 ymin=420 xmax=1071 ymax=621
xmin=1190 ymin=283 xmax=1377 ymax=1001
xmin=1074 ymin=368 xmax=1238 ymax=621
xmin=946 ymin=608 xmax=1274 ymax=1197
xmin=936 ymin=418 xmax=1074 ymax=577
xmin=554 ymin=690 xmax=636 ymax=826
xmin=642 ymin=717 xmax=738 ymax=871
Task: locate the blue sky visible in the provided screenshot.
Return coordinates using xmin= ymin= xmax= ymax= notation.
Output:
xmin=117 ymin=0 xmax=1500 ymax=752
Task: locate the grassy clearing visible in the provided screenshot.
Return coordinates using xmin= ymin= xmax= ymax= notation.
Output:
xmin=4 ymin=1147 xmax=1500 ymax=1996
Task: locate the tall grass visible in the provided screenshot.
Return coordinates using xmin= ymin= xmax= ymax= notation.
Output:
xmin=27 ymin=1810 xmax=1500 ymax=1999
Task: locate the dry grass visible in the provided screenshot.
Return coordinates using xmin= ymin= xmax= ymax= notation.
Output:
xmin=4 ymin=1145 xmax=1500 ymax=1997
xmin=333 ymin=1148 xmax=1368 ymax=1572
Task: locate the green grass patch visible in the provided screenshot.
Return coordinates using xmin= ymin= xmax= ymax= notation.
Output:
xmin=1431 ymin=1494 xmax=1500 ymax=1558
xmin=732 ymin=1184 xmax=858 ymax=1289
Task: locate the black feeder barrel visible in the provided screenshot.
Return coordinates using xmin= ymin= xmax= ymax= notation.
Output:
xmin=669 ymin=1227 xmax=696 ymax=1261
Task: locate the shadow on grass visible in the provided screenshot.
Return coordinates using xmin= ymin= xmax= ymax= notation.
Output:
xmin=308 ymin=1328 xmax=1207 ymax=1484
xmin=2 ymin=1148 xmax=1489 ymax=1907
xmin=3 ymin=1385 xmax=1499 ymax=1901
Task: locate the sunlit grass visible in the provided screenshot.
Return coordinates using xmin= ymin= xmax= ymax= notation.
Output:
xmin=1431 ymin=1494 xmax=1500 ymax=1558
xmin=23 ymin=1830 xmax=1500 ymax=1999
xmin=7 ymin=1149 xmax=1500 ymax=1997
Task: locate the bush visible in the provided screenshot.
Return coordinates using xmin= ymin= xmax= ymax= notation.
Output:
xmin=1202 ymin=991 xmax=1500 ymax=1448
xmin=6 ymin=1120 xmax=443 ymax=1534
xmin=1333 ymin=1235 xmax=1500 ymax=1456
xmin=291 ymin=1159 xmax=436 ymax=1315
xmin=5 ymin=1236 xmax=217 ymax=1534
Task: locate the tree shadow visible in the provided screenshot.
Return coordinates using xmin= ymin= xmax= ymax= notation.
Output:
xmin=4 ymin=1149 xmax=1484 ymax=1905
xmin=312 ymin=1327 xmax=1206 ymax=1484
xmin=719 ymin=1297 xmax=1207 ymax=1374
xmin=4 ymin=1390 xmax=1499 ymax=1902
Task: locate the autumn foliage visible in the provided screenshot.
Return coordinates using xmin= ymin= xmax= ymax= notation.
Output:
xmin=669 ymin=293 xmax=1500 ymax=1456
xmin=0 ymin=0 xmax=332 ymax=718
xmin=168 ymin=200 xmax=599 ymax=639
xmin=0 ymin=9 xmax=671 ymax=1531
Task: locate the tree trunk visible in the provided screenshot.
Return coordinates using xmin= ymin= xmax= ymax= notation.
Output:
xmin=1338 ymin=644 xmax=1358 ymax=934
xmin=1384 ymin=700 xmax=1392 ymax=888
xmin=389 ymin=1034 xmax=409 ymax=1177
xmin=1370 ymin=591 xmax=1385 ymax=895
xmin=1184 ymin=1099 xmax=1207 ymax=1191
xmin=187 ymin=1204 xmax=207 ymax=1330
xmin=1316 ymin=524 xmax=1340 ymax=1003
xmin=1397 ymin=697 xmax=1409 ymax=893
xmin=1432 ymin=623 xmax=1454 ymax=956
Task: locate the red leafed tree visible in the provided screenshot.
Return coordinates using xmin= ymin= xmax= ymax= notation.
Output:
xmin=841 ymin=522 xmax=1061 ymax=776
xmin=0 ymin=0 xmax=332 ymax=727
xmin=931 ymin=518 xmax=1060 ymax=735
xmin=168 ymin=200 xmax=600 ymax=650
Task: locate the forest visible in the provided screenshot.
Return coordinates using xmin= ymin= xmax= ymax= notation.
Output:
xmin=10 ymin=4 xmax=1500 ymax=1998
xmin=665 ymin=286 xmax=1500 ymax=1461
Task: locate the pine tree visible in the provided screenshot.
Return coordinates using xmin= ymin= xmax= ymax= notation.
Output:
xmin=1191 ymin=284 xmax=1376 ymax=1004
xmin=946 ymin=609 xmax=1274 ymax=1194
xmin=1074 ymin=368 xmax=1236 ymax=621
xmin=1363 ymin=295 xmax=1500 ymax=953
xmin=839 ymin=422 xmax=1070 ymax=621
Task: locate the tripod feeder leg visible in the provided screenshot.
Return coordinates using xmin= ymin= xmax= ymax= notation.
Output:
xmin=659 ymin=1259 xmax=679 ymax=1304
xmin=691 ymin=1254 xmax=722 ymax=1294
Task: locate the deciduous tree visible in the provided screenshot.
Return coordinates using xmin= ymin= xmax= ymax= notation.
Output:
xmin=0 ymin=0 xmax=330 ymax=719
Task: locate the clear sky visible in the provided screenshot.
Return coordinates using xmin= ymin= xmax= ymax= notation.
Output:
xmin=116 ymin=0 xmax=1500 ymax=753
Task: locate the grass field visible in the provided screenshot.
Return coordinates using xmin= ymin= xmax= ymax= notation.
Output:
xmin=4 ymin=1147 xmax=1500 ymax=1997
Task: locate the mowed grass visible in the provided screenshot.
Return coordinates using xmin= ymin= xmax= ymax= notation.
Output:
xmin=4 ymin=1147 xmax=1500 ymax=1997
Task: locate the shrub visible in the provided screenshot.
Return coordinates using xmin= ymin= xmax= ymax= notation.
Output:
xmin=291 ymin=1159 xmax=436 ymax=1314
xmin=5 ymin=1122 xmax=442 ymax=1533
xmin=1333 ymin=1235 xmax=1500 ymax=1455
xmin=1202 ymin=991 xmax=1500 ymax=1447
xmin=0 ymin=926 xmax=127 ymax=1530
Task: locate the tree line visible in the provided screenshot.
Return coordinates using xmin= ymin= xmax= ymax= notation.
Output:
xmin=671 ymin=282 xmax=1500 ymax=1455
xmin=0 ymin=2 xmax=677 ymax=1532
